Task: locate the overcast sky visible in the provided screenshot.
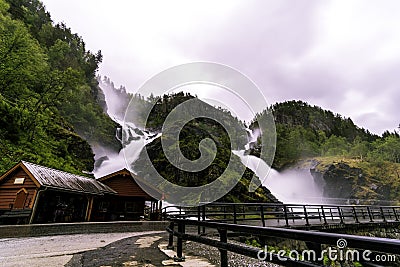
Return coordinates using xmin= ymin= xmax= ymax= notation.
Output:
xmin=42 ymin=0 xmax=400 ymax=135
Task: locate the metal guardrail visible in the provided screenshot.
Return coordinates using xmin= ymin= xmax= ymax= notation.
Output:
xmin=162 ymin=202 xmax=400 ymax=228
xmin=166 ymin=219 xmax=400 ymax=267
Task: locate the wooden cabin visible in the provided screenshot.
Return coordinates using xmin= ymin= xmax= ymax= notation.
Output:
xmin=0 ymin=161 xmax=162 ymax=224
xmin=94 ymin=169 xmax=161 ymax=221
xmin=0 ymin=161 xmax=117 ymax=224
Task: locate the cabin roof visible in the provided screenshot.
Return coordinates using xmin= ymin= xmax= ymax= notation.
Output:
xmin=99 ymin=168 xmax=163 ymax=200
xmin=97 ymin=168 xmax=131 ymax=182
xmin=0 ymin=161 xmax=117 ymax=195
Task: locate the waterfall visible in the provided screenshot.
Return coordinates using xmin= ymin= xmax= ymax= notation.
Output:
xmin=93 ymin=117 xmax=160 ymax=178
xmin=92 ymin=80 xmax=160 ymax=178
xmin=95 ymin=79 xmax=325 ymax=203
xmin=234 ymin=129 xmax=325 ymax=204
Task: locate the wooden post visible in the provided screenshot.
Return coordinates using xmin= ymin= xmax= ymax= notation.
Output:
xmin=85 ymin=196 xmax=94 ymax=222
xmin=218 ymin=228 xmax=228 ymax=267
xmin=29 ymin=188 xmax=46 ymax=224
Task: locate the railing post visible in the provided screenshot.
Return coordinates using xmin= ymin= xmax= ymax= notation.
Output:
xmin=260 ymin=205 xmax=266 ymax=227
xmin=197 ymin=206 xmax=201 ymax=235
xmin=337 ymin=207 xmax=344 ymax=224
xmin=317 ymin=208 xmax=322 ymax=222
xmin=393 ymin=207 xmax=399 ymax=221
xmin=233 ymin=205 xmax=237 ymax=224
xmin=291 ymin=207 xmax=295 ymax=223
xmin=167 ymin=222 xmax=175 ymax=249
xmin=202 ymin=205 xmax=206 ymax=234
xmin=174 ymin=222 xmax=185 ymax=262
xmin=283 ymin=205 xmax=289 ymax=227
xmin=321 ymin=205 xmax=327 ymax=225
xmin=380 ymin=207 xmax=387 ymax=222
xmin=367 ymin=206 xmax=374 ymax=222
xmin=330 ymin=208 xmax=334 ymax=221
xmin=223 ymin=205 xmax=227 ymax=220
xmin=303 ymin=205 xmax=309 ymax=226
xmin=352 ymin=206 xmax=360 ymax=223
xmin=218 ymin=228 xmax=228 ymax=267
xmin=242 ymin=205 xmax=246 ymax=220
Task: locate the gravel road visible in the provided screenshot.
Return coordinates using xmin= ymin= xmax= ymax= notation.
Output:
xmin=0 ymin=231 xmax=164 ymax=267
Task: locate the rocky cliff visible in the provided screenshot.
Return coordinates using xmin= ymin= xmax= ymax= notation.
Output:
xmin=295 ymin=158 xmax=400 ymax=205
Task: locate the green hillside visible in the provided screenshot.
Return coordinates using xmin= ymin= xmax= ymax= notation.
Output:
xmin=253 ymin=100 xmax=400 ymax=203
xmin=252 ymin=100 xmax=399 ymax=169
xmin=0 ymin=0 xmax=118 ymax=175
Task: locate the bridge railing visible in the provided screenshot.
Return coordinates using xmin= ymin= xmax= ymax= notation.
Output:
xmin=162 ymin=202 xmax=400 ymax=228
xmin=166 ymin=218 xmax=400 ymax=267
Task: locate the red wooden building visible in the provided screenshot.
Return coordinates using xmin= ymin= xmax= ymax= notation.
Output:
xmin=94 ymin=168 xmax=161 ymax=221
xmin=0 ymin=161 xmax=161 ymax=224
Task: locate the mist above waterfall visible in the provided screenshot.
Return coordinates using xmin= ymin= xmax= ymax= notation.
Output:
xmin=99 ymin=76 xmax=131 ymax=121
xmin=263 ymin=169 xmax=325 ymax=204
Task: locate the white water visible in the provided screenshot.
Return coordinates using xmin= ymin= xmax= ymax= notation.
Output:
xmin=93 ymin=118 xmax=160 ymax=178
xmin=93 ymin=80 xmax=160 ymax=178
xmin=234 ymin=129 xmax=325 ymax=204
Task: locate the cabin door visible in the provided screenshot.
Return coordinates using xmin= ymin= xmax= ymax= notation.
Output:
xmin=13 ymin=188 xmax=28 ymax=209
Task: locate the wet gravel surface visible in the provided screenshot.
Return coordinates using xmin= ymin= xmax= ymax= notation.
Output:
xmin=62 ymin=231 xmax=282 ymax=266
xmin=66 ymin=233 xmax=171 ymax=267
xmin=184 ymin=237 xmax=280 ymax=267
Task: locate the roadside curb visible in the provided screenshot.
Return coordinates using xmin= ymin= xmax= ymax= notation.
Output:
xmin=0 ymin=221 xmax=169 ymax=238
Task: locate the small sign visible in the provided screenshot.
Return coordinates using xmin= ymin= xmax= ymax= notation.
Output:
xmin=14 ymin=178 xmax=25 ymax=185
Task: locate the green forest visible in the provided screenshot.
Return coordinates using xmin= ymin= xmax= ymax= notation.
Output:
xmin=0 ymin=0 xmax=118 ymax=174
xmin=252 ymin=100 xmax=400 ymax=169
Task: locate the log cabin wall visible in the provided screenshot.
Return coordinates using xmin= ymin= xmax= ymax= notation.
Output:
xmin=101 ymin=174 xmax=150 ymax=198
xmin=0 ymin=167 xmax=38 ymax=210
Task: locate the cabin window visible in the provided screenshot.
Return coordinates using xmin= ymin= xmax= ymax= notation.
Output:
xmin=14 ymin=177 xmax=25 ymax=184
xmin=13 ymin=188 xmax=28 ymax=209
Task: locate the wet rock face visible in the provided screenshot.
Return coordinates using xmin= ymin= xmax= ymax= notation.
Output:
xmin=310 ymin=162 xmax=364 ymax=202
